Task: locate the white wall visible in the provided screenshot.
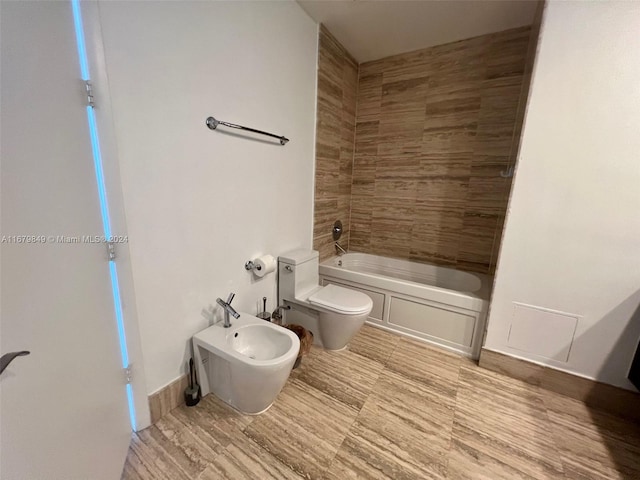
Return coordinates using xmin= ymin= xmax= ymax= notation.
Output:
xmin=98 ymin=1 xmax=318 ymax=394
xmin=486 ymin=0 xmax=640 ymax=390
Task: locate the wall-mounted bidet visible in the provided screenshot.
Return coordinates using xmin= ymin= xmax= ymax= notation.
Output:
xmin=193 ymin=298 xmax=300 ymax=414
xmin=278 ymin=249 xmax=373 ymax=350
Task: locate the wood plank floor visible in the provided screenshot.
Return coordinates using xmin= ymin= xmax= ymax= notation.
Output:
xmin=122 ymin=325 xmax=640 ymax=480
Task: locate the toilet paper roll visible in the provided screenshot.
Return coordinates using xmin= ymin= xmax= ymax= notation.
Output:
xmin=253 ymin=254 xmax=276 ymax=278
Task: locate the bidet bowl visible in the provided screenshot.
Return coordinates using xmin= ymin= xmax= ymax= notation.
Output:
xmin=193 ymin=312 xmax=300 ymax=414
xmin=228 ymin=324 xmax=294 ymax=361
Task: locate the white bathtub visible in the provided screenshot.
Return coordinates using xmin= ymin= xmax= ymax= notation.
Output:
xmin=319 ymin=253 xmax=493 ymax=358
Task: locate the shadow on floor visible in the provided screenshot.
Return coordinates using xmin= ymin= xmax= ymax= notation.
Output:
xmin=582 ymin=289 xmax=640 ymax=479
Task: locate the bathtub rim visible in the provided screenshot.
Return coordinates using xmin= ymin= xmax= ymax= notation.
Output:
xmin=320 ymin=253 xmax=493 ymax=313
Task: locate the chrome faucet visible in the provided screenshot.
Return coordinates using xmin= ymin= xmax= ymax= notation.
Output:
xmin=335 ymin=241 xmax=347 ymax=256
xmin=216 ymin=292 xmax=240 ymax=328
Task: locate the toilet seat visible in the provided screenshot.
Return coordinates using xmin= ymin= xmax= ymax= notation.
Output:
xmin=308 ymin=284 xmax=373 ymax=315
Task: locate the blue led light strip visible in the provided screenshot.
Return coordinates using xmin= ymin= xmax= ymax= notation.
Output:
xmin=71 ymin=0 xmax=136 ymax=430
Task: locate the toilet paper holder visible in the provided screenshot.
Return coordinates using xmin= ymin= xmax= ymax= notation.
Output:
xmin=244 ymin=260 xmax=260 ymax=272
xmin=244 ymin=254 xmax=277 ymax=278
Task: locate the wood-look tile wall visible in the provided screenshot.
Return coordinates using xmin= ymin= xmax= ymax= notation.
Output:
xmin=313 ymin=25 xmax=358 ymax=261
xmin=350 ymin=27 xmax=532 ymax=273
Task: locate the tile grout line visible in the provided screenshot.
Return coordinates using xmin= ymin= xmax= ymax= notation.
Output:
xmin=321 ymin=336 xmax=402 ymax=477
xmin=229 ymin=428 xmax=306 ymax=480
xmin=321 ymin=361 xmax=392 ymax=478
xmin=537 ymin=387 xmax=571 ymax=479
xmin=154 ymin=418 xmax=213 ymax=480
xmin=133 ymin=427 xmax=193 ymax=480
xmin=240 ymin=367 xmax=364 ymax=480
xmin=441 ymin=360 xmax=466 ymax=478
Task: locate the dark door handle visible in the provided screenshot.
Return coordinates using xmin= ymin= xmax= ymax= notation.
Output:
xmin=0 ymin=351 xmax=30 ymax=375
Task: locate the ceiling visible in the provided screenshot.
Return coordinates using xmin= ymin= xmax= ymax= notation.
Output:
xmin=297 ymin=0 xmax=538 ymax=63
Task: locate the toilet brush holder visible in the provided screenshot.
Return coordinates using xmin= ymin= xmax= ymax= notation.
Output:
xmin=257 ymin=296 xmax=271 ymax=322
xmin=185 ymin=358 xmax=201 ymax=407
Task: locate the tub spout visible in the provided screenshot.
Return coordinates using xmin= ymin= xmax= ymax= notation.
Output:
xmin=335 ymin=241 xmax=347 ymax=256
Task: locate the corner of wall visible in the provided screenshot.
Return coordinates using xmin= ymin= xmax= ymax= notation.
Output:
xmin=485 ymin=0 xmax=640 ymax=391
xmin=313 ymin=25 xmax=359 ymax=261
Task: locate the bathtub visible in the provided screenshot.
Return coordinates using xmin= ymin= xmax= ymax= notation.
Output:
xmin=319 ymin=253 xmax=493 ymax=358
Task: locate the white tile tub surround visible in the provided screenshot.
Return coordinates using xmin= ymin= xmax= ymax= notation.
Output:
xmin=320 ymin=253 xmax=493 ymax=358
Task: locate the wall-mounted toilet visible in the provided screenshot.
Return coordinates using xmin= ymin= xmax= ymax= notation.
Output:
xmin=278 ymin=249 xmax=373 ymax=350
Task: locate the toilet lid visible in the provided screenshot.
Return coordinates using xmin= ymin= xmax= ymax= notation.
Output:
xmin=308 ymin=284 xmax=373 ymax=315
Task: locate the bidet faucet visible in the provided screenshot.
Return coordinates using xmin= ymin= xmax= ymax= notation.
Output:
xmin=335 ymin=241 xmax=347 ymax=256
xmin=216 ymin=292 xmax=240 ymax=328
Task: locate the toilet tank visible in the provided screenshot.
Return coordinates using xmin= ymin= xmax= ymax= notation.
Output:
xmin=278 ymin=249 xmax=320 ymax=302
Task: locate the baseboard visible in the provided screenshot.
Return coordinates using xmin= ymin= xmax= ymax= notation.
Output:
xmin=148 ymin=374 xmax=189 ymax=424
xmin=479 ymin=348 xmax=640 ymax=422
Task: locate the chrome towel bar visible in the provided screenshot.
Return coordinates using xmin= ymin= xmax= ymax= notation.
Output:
xmin=206 ymin=116 xmax=289 ymax=145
